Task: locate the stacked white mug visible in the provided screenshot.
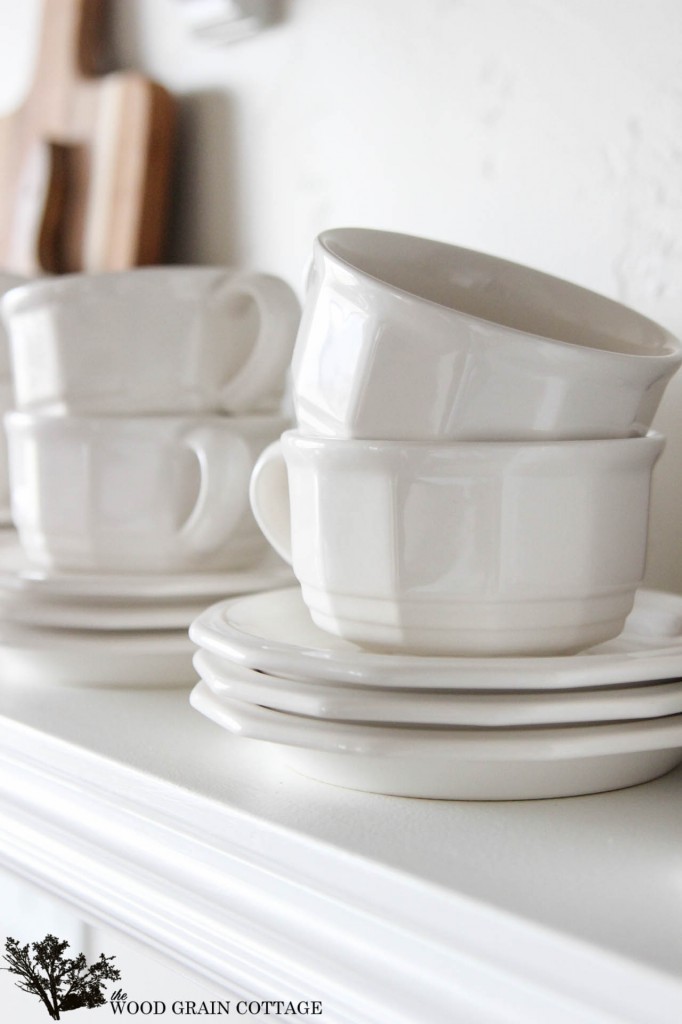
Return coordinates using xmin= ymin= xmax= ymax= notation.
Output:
xmin=0 ymin=271 xmax=29 ymax=526
xmin=1 ymin=266 xmax=300 ymax=576
xmin=250 ymin=228 xmax=682 ymax=657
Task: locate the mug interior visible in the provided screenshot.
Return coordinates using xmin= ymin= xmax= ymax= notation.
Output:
xmin=319 ymin=228 xmax=679 ymax=357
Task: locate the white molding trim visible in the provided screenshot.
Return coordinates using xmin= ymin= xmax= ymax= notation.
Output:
xmin=0 ymin=715 xmax=681 ymax=1023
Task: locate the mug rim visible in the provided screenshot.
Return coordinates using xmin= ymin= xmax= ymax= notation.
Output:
xmin=281 ymin=426 xmax=665 ymax=456
xmin=4 ymin=410 xmax=292 ymax=434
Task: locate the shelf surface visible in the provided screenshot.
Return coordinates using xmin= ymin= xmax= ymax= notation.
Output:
xmin=0 ymin=677 xmax=681 ymax=1023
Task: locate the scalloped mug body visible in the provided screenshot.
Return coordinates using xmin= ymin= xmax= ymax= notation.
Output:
xmin=250 ymin=430 xmax=665 ymax=656
xmin=7 ymin=412 xmax=289 ymax=573
xmin=2 ymin=267 xmax=300 ymax=415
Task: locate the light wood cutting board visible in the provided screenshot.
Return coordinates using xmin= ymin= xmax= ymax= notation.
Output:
xmin=0 ymin=0 xmax=176 ymax=275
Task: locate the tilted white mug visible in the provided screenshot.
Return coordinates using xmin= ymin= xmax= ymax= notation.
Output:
xmin=2 ymin=266 xmax=300 ymax=415
xmin=7 ymin=411 xmax=289 ymax=573
xmin=250 ymin=430 xmax=664 ymax=656
xmin=292 ymin=228 xmax=682 ymax=441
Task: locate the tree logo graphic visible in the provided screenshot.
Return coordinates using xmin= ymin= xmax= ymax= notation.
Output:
xmin=2 ymin=933 xmax=121 ymax=1019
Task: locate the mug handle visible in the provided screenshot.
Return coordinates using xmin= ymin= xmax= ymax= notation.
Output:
xmin=216 ymin=273 xmax=301 ymax=414
xmin=177 ymin=424 xmax=252 ymax=555
xmin=248 ymin=439 xmax=293 ymax=564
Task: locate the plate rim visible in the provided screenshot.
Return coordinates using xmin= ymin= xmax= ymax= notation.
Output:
xmin=189 ymin=586 xmax=682 ymax=691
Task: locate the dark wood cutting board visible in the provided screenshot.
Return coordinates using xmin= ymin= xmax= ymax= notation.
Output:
xmin=0 ymin=0 xmax=176 ymax=275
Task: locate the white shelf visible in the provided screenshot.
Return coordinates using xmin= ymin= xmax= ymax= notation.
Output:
xmin=0 ymin=680 xmax=681 ymax=1023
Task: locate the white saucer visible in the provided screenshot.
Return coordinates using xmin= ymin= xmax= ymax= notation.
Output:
xmin=190 ymin=681 xmax=682 ymax=800
xmin=0 ymin=620 xmax=196 ymax=688
xmin=0 ymin=533 xmax=294 ymax=630
xmin=0 ymin=594 xmax=211 ymax=631
xmin=190 ymin=586 xmax=682 ymax=691
xmin=194 ymin=649 xmax=682 ymax=726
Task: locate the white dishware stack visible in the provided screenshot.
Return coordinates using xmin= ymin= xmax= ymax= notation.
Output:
xmin=0 ymin=266 xmax=300 ymax=687
xmin=190 ymin=228 xmax=682 ymax=800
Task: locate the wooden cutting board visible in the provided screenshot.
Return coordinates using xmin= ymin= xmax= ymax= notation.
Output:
xmin=0 ymin=0 xmax=176 ymax=275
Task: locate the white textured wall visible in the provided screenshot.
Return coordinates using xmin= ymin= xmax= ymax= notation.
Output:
xmin=1 ymin=0 xmax=681 ymax=589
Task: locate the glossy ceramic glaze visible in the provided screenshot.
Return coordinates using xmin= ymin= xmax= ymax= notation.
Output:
xmin=249 ymin=431 xmax=664 ymax=655
xmin=189 ymin=681 xmax=682 ymax=799
xmin=193 ymin=648 xmax=682 ymax=726
xmin=7 ymin=412 xmax=289 ymax=573
xmin=292 ymin=228 xmax=682 ymax=440
xmin=189 ymin=587 xmax=682 ymax=691
xmin=281 ymin=745 xmax=682 ymax=800
xmin=1 ymin=267 xmax=300 ymax=415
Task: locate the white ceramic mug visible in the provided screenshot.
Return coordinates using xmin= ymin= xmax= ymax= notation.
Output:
xmin=250 ymin=430 xmax=665 ymax=656
xmin=0 ymin=379 xmax=14 ymax=525
xmin=0 ymin=273 xmax=29 ymax=523
xmin=0 ymin=271 xmax=28 ymax=376
xmin=6 ymin=411 xmax=289 ymax=572
xmin=1 ymin=266 xmax=300 ymax=415
xmin=292 ymin=228 xmax=682 ymax=440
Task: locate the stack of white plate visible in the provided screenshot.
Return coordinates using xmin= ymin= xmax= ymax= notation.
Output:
xmin=0 ymin=533 xmax=293 ymax=688
xmin=190 ymin=586 xmax=682 ymax=800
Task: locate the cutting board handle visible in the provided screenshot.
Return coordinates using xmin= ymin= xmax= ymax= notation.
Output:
xmin=33 ymin=0 xmax=105 ymax=86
